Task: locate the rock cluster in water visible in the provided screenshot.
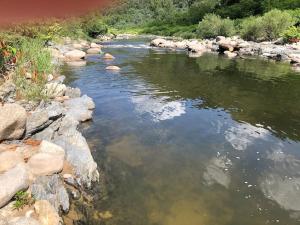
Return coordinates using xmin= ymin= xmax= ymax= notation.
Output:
xmin=150 ymin=36 xmax=300 ymax=71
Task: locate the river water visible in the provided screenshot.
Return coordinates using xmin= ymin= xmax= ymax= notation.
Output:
xmin=64 ymin=38 xmax=300 ymax=225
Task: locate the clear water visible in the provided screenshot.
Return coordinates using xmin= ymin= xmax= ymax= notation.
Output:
xmin=64 ymin=38 xmax=300 ymax=225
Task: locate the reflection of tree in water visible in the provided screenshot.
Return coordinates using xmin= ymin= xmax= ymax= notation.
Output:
xmin=131 ymin=51 xmax=300 ymax=141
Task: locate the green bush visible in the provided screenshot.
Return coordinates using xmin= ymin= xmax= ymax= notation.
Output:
xmin=261 ymin=9 xmax=295 ymax=40
xmin=197 ymin=14 xmax=236 ymax=39
xmin=240 ymin=16 xmax=264 ymax=41
xmin=82 ymin=17 xmax=108 ymax=38
xmin=281 ymin=26 xmax=300 ymax=43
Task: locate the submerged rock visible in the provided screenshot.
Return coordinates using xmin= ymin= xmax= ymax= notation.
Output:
xmin=103 ymin=53 xmax=115 ymax=60
xmin=0 ymin=104 xmax=27 ymax=142
xmin=0 ymin=164 xmax=30 ymax=208
xmin=31 ymin=175 xmax=69 ymax=214
xmin=106 ymin=66 xmax=121 ymax=71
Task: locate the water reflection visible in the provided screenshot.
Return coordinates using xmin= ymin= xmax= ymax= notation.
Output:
xmin=64 ymin=39 xmax=300 ymax=225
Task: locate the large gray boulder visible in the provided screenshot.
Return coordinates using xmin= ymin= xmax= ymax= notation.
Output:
xmin=53 ymin=116 xmax=99 ymax=188
xmin=30 ymin=175 xmax=69 ymax=213
xmin=0 ymin=164 xmax=30 ymax=208
xmin=63 ymin=95 xmax=95 ymax=122
xmin=0 ymin=104 xmax=27 ymax=141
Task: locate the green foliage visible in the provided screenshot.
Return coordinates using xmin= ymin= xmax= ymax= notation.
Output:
xmin=13 ymin=191 xmax=34 ymax=210
xmin=240 ymin=9 xmax=296 ymax=41
xmin=281 ymin=26 xmax=300 ymax=43
xmin=260 ymin=9 xmax=295 ymax=40
xmin=240 ymin=16 xmax=264 ymax=41
xmin=197 ymin=14 xmax=235 ymax=38
xmin=81 ymin=16 xmax=108 ymax=38
xmin=13 ymin=38 xmax=54 ymax=101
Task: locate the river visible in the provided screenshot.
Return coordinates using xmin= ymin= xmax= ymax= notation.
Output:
xmin=63 ymin=38 xmax=300 ymax=225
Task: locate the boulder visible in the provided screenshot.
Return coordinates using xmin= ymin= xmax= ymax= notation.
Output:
xmin=187 ymin=44 xmax=207 ymax=53
xmin=7 ymin=217 xmax=40 ymax=225
xmin=31 ymin=175 xmax=69 ymax=213
xmin=0 ymin=104 xmax=27 ymax=141
xmin=65 ymin=61 xmax=87 ymax=67
xmin=51 ymin=75 xmax=66 ymax=84
xmin=64 ymin=50 xmax=86 ymax=61
xmin=0 ymin=164 xmax=30 ymax=208
xmin=72 ymin=43 xmax=83 ymax=49
xmin=63 ymin=95 xmax=95 ymax=122
xmin=38 ymin=141 xmax=65 ymax=156
xmin=0 ymin=151 xmax=24 ymax=173
xmin=26 ymin=111 xmax=50 ymax=136
xmin=216 ymin=36 xmax=226 ymax=42
xmin=224 ymin=51 xmax=238 ymax=58
xmin=289 ymin=54 xmax=300 ymax=64
xmin=53 ymin=116 xmax=99 ymax=188
xmin=86 ymin=48 xmax=101 ymax=54
xmin=44 ymin=83 xmax=66 ymax=99
xmin=150 ymin=38 xmax=167 ymax=47
xmin=90 ymin=43 xmax=102 ymax=48
xmin=0 ymin=81 xmax=16 ymax=102
xmin=27 ymin=153 xmax=64 ymax=176
xmin=34 ymin=200 xmax=60 ymax=225
xmin=65 ymin=87 xmax=81 ymax=98
xmin=106 ymin=66 xmax=121 ymax=71
xmin=103 ymin=53 xmax=115 ymax=60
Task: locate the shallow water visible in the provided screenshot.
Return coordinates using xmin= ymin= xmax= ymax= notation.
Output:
xmin=64 ymin=38 xmax=300 ymax=225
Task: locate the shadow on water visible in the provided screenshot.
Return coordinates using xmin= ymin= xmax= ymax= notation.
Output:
xmin=63 ymin=39 xmax=300 ymax=225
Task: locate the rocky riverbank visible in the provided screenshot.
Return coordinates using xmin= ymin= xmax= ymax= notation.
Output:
xmin=0 ymin=38 xmax=108 ymax=225
xmin=150 ymin=36 xmax=300 ymax=72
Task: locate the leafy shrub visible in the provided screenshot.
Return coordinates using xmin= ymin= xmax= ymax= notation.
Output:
xmin=82 ymin=17 xmax=108 ymax=38
xmin=240 ymin=16 xmax=264 ymax=41
xmin=197 ymin=14 xmax=236 ymax=39
xmin=281 ymin=26 xmax=300 ymax=43
xmin=260 ymin=9 xmax=295 ymax=40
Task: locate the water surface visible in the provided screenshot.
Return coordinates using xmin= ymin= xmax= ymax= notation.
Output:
xmin=64 ymin=39 xmax=300 ymax=225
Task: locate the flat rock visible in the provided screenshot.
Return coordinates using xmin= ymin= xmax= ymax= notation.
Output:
xmin=64 ymin=50 xmax=86 ymax=61
xmin=27 ymin=153 xmax=64 ymax=176
xmin=0 ymin=164 xmax=30 ymax=208
xmin=86 ymin=48 xmax=101 ymax=54
xmin=0 ymin=104 xmax=26 ymax=141
xmin=0 ymin=151 xmax=24 ymax=173
xmin=31 ymin=175 xmax=69 ymax=213
xmin=90 ymin=43 xmax=101 ymax=48
xmin=34 ymin=200 xmax=60 ymax=225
